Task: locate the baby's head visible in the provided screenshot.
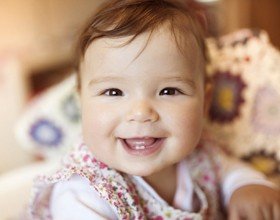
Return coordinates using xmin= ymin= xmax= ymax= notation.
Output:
xmin=76 ymin=0 xmax=210 ymax=176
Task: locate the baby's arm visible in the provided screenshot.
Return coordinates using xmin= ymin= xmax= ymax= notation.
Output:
xmin=214 ymin=147 xmax=280 ymax=219
xmin=50 ymin=174 xmax=116 ymax=220
xmin=228 ymin=184 xmax=280 ymax=220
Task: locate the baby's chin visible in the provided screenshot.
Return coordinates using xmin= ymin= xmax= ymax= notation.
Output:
xmin=123 ymin=169 xmax=157 ymax=177
xmin=110 ymin=165 xmax=153 ymax=177
xmin=116 ymin=162 xmax=170 ymax=177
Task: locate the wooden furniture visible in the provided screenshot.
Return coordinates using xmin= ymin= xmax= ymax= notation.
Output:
xmin=220 ymin=0 xmax=280 ymax=48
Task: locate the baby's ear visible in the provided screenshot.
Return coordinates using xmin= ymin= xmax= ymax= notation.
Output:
xmin=203 ymin=81 xmax=213 ymax=116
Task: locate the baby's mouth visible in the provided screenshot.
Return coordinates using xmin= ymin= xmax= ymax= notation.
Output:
xmin=124 ymin=137 xmax=158 ymax=150
xmin=119 ymin=137 xmax=164 ymax=156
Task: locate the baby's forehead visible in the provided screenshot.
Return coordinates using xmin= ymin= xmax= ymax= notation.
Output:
xmin=82 ymin=25 xmax=204 ymax=72
xmin=81 ymin=28 xmax=205 ymax=87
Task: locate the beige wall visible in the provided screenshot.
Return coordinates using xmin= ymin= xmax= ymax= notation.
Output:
xmin=0 ymin=0 xmax=105 ymax=71
xmin=0 ymin=1 xmax=104 ymax=172
xmin=0 ymin=58 xmax=30 ymax=173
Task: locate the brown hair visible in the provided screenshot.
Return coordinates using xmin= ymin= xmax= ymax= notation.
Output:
xmin=75 ymin=0 xmax=207 ymax=88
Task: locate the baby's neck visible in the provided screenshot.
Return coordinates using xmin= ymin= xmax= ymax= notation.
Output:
xmin=144 ymin=164 xmax=177 ymax=205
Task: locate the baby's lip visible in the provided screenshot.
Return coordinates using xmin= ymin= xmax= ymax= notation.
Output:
xmin=119 ymin=136 xmax=163 ymax=139
xmin=119 ymin=136 xmax=163 ymax=142
xmin=119 ymin=137 xmax=164 ymax=155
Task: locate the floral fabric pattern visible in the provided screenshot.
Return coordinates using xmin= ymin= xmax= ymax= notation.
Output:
xmin=61 ymin=93 xmax=81 ymax=123
xmin=206 ymin=29 xmax=280 ymax=184
xmin=243 ymin=151 xmax=279 ymax=177
xmin=15 ymin=74 xmax=82 ymax=159
xmin=30 ymin=118 xmax=63 ymax=147
xmin=209 ymin=72 xmax=246 ymax=123
xmin=28 ymin=140 xmax=224 ymax=220
xmin=251 ymin=86 xmax=280 ymax=135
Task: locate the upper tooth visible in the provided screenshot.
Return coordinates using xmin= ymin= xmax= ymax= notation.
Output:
xmin=125 ymin=138 xmax=156 ymax=147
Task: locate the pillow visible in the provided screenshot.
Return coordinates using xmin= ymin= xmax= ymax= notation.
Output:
xmin=15 ymin=74 xmax=82 ymax=159
xmin=205 ymin=29 xmax=280 ymax=183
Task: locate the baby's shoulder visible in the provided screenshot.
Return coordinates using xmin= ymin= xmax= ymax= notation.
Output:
xmin=51 ymin=174 xmax=94 ymax=196
xmin=50 ymin=174 xmax=116 ymax=219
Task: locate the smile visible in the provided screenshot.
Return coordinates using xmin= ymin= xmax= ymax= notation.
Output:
xmin=119 ymin=137 xmax=164 ymax=156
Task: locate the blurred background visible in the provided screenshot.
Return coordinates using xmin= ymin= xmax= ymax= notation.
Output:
xmin=0 ymin=0 xmax=279 ymax=174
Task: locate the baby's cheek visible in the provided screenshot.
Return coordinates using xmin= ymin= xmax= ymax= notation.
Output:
xmin=83 ymin=106 xmax=118 ymax=140
xmin=82 ymin=116 xmax=112 ymax=159
xmin=176 ymin=101 xmax=203 ymax=126
xmin=180 ymin=116 xmax=203 ymax=142
xmin=82 ymin=109 xmax=103 ymax=144
xmin=176 ymin=108 xmax=204 ymax=144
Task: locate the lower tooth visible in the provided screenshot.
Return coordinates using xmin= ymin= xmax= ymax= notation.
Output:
xmin=135 ymin=145 xmax=145 ymax=150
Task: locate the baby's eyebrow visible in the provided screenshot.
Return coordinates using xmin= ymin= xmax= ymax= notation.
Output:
xmin=162 ymin=76 xmax=196 ymax=89
xmin=88 ymin=75 xmax=196 ymax=88
xmin=88 ymin=76 xmax=124 ymax=86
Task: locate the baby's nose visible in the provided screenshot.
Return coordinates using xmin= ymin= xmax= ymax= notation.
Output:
xmin=126 ymin=99 xmax=159 ymax=123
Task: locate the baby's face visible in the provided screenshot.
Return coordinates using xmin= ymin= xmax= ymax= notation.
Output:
xmin=80 ymin=26 xmax=206 ymax=176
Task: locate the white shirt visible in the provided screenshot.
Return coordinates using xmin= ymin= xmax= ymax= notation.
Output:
xmin=50 ymin=155 xmax=275 ymax=220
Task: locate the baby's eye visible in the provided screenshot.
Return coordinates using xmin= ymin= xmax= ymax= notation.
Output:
xmin=159 ymin=87 xmax=182 ymax=96
xmin=102 ymin=88 xmax=123 ymax=96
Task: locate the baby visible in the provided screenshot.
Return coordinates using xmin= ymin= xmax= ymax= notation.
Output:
xmin=29 ymin=0 xmax=280 ymax=219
